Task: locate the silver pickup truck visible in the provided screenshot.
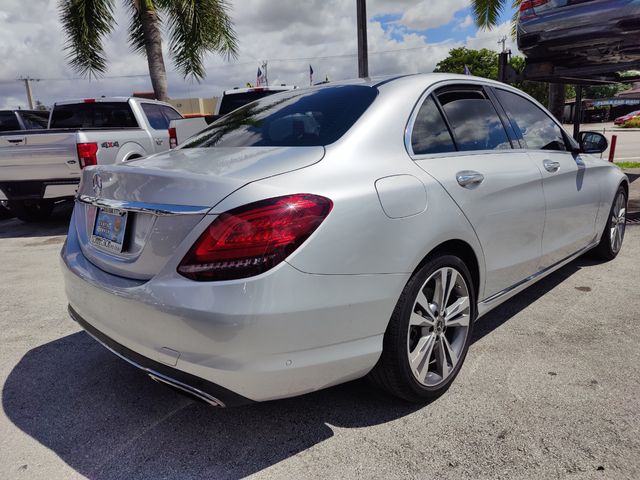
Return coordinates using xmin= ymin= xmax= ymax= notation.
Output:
xmin=0 ymin=97 xmax=182 ymax=222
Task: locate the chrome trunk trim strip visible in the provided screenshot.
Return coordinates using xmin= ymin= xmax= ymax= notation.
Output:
xmin=77 ymin=195 xmax=210 ymax=216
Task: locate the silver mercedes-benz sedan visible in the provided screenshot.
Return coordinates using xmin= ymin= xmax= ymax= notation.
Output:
xmin=61 ymin=74 xmax=628 ymax=406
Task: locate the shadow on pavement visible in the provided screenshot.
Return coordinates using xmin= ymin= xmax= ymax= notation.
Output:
xmin=471 ymin=257 xmax=598 ymax=343
xmin=2 ymin=256 xmax=598 ymax=479
xmin=0 ymin=201 xmax=73 ymax=239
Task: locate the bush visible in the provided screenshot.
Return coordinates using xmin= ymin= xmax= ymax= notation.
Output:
xmin=621 ymin=117 xmax=640 ymax=128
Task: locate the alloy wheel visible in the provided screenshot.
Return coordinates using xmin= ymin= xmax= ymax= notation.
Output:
xmin=610 ymin=191 xmax=626 ymax=254
xmin=407 ymin=267 xmax=471 ymax=387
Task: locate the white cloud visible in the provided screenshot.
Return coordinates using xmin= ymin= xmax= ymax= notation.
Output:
xmin=0 ymin=0 xmax=514 ymax=110
xmin=399 ymin=0 xmax=471 ymax=30
xmin=459 ymin=15 xmax=474 ymax=29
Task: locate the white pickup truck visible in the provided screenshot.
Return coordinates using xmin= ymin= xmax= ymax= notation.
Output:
xmin=169 ymin=85 xmax=296 ymax=147
xmin=0 ymin=97 xmax=182 ymax=222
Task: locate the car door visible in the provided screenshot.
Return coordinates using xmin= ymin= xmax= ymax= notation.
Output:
xmin=492 ymin=88 xmax=600 ymax=268
xmin=410 ymin=85 xmax=546 ymax=299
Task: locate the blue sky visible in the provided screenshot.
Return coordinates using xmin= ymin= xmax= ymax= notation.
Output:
xmin=374 ymin=6 xmax=516 ymax=45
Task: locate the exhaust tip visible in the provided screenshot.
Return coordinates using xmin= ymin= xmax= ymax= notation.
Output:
xmin=148 ymin=372 xmax=226 ymax=407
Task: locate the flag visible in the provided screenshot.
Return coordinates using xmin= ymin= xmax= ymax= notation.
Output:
xmin=256 ymin=67 xmax=263 ymax=86
xmin=309 ymin=65 xmax=314 ymax=86
xmin=463 ymin=65 xmax=471 ymax=76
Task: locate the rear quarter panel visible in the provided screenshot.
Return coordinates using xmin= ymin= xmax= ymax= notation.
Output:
xmin=208 ymin=77 xmax=487 ymax=298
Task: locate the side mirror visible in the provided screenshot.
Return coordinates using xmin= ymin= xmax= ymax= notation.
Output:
xmin=579 ymin=131 xmax=608 ymax=154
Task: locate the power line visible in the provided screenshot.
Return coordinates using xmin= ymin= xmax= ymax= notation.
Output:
xmin=0 ymin=34 xmax=512 ymax=84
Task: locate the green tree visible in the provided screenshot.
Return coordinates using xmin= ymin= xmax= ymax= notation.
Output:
xmin=59 ymin=0 xmax=238 ymax=101
xmin=434 ymin=47 xmax=499 ymax=79
xmin=434 ymin=48 xmax=548 ymax=105
xmin=470 ymin=0 xmax=566 ymax=120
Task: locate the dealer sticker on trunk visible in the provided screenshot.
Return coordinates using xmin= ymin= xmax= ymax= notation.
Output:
xmin=90 ymin=207 xmax=128 ymax=253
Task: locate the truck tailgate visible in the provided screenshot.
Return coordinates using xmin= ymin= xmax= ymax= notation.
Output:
xmin=0 ymin=132 xmax=80 ymax=181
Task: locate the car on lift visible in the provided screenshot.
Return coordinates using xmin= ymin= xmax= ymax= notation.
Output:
xmin=518 ymin=0 xmax=640 ymax=68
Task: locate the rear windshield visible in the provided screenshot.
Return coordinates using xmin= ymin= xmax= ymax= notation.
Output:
xmin=50 ymin=102 xmax=138 ymax=129
xmin=182 ymin=85 xmax=378 ymax=148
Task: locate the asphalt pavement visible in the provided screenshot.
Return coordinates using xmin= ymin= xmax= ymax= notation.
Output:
xmin=0 ymin=196 xmax=639 ymax=480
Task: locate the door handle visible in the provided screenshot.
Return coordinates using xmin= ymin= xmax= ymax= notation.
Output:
xmin=543 ymin=159 xmax=561 ymax=172
xmin=456 ymin=171 xmax=485 ymax=188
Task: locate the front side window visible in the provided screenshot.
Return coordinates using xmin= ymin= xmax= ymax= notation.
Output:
xmin=410 ymin=95 xmax=456 ymax=155
xmin=182 ymin=85 xmax=378 ymax=148
xmin=437 ymin=88 xmax=511 ymax=152
xmin=494 ymin=89 xmax=567 ymax=151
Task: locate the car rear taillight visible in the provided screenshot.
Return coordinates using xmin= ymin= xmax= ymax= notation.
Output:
xmin=77 ymin=142 xmax=98 ymax=169
xmin=178 ymin=194 xmax=333 ymax=281
xmin=168 ymin=127 xmax=177 ymax=149
xmin=519 ymin=0 xmax=548 ymax=20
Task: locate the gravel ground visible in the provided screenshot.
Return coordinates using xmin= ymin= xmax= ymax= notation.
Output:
xmin=0 ymin=197 xmax=639 ymax=480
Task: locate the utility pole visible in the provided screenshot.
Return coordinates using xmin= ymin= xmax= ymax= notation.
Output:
xmin=261 ymin=61 xmax=269 ymax=86
xmin=356 ymin=0 xmax=369 ymax=78
xmin=18 ymin=76 xmax=38 ymax=109
xmin=498 ymin=36 xmax=507 ymax=53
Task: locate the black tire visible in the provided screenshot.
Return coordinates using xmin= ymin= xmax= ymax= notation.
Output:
xmin=369 ymin=254 xmax=476 ymax=402
xmin=6 ymin=200 xmax=54 ymax=223
xmin=591 ymin=186 xmax=627 ymax=261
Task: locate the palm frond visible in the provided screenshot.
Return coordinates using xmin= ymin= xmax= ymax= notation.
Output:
xmin=58 ymin=0 xmax=116 ymax=77
xmin=159 ymin=0 xmax=238 ymax=80
xmin=127 ymin=0 xmax=148 ymax=55
xmin=471 ymin=0 xmax=506 ymax=29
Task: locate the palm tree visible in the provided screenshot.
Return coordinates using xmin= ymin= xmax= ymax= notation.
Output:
xmin=470 ymin=0 xmax=565 ymax=120
xmin=59 ymin=0 xmax=238 ymax=101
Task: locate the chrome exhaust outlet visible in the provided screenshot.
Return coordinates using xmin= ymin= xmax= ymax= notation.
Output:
xmin=148 ymin=372 xmax=225 ymax=407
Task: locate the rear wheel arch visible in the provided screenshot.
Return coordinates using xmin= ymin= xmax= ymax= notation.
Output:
xmin=414 ymin=239 xmax=481 ymax=301
xmin=115 ymin=142 xmax=147 ymax=163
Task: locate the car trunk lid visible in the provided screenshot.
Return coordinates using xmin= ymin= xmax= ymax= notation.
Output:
xmin=74 ymin=146 xmax=324 ymax=279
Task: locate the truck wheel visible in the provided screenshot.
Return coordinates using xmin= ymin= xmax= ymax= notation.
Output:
xmin=6 ymin=200 xmax=54 ymax=222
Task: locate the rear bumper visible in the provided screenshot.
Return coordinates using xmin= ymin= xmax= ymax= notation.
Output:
xmin=67 ymin=305 xmax=251 ymax=407
xmin=0 ymin=179 xmax=79 ymax=201
xmin=60 ymin=221 xmax=408 ymax=403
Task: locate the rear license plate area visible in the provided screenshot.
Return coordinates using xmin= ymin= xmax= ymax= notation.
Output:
xmin=90 ymin=207 xmax=128 ymax=253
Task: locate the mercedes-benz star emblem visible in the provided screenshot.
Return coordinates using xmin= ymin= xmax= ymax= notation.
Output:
xmin=92 ymin=173 xmax=102 ymax=196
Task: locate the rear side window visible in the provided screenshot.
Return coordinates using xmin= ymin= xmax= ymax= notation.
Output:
xmin=0 ymin=112 xmax=20 ymax=131
xmin=51 ymin=102 xmax=138 ymax=128
xmin=411 ymin=96 xmax=456 ymax=155
xmin=160 ymin=106 xmax=182 ymax=122
xmin=141 ymin=104 xmax=181 ymax=130
xmin=182 ymin=85 xmax=378 ymax=148
xmin=20 ymin=111 xmax=49 ymax=129
xmin=437 ymin=89 xmax=511 ymax=151
xmin=494 ymin=89 xmax=567 ymax=151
